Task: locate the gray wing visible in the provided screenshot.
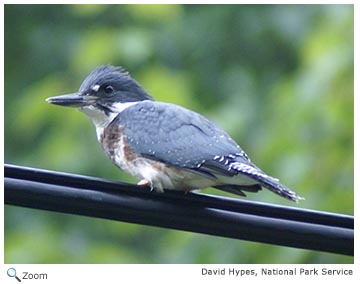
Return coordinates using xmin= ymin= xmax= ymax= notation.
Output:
xmin=115 ymin=101 xmax=253 ymax=176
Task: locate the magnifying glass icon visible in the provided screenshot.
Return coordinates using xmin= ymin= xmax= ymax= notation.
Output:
xmin=7 ymin=268 xmax=21 ymax=282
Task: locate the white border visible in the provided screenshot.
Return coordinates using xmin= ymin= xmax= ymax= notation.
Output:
xmin=1 ymin=1 xmax=357 ymax=283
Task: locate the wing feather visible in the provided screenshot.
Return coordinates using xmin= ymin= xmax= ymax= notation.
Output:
xmin=115 ymin=101 xmax=250 ymax=174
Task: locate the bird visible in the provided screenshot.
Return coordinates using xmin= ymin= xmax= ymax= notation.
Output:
xmin=46 ymin=65 xmax=303 ymax=202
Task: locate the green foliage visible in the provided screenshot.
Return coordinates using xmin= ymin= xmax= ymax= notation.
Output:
xmin=4 ymin=4 xmax=353 ymax=264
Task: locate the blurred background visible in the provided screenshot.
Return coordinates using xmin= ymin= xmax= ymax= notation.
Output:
xmin=4 ymin=4 xmax=353 ymax=263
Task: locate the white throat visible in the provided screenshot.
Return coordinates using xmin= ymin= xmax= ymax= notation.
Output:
xmin=79 ymin=101 xmax=138 ymax=141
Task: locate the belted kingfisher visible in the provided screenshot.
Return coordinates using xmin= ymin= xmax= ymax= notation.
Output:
xmin=46 ymin=65 xmax=303 ymax=202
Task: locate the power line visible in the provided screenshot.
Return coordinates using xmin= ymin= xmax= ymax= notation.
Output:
xmin=5 ymin=164 xmax=353 ymax=256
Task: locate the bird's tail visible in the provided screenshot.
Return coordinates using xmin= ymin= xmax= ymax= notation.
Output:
xmin=230 ymin=162 xmax=304 ymax=202
xmin=214 ymin=184 xmax=262 ymax=197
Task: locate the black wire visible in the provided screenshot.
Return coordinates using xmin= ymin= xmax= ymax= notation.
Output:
xmin=4 ymin=164 xmax=354 ymax=256
xmin=5 ymin=164 xmax=353 ymax=228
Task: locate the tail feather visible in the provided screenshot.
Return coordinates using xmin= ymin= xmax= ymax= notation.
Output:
xmin=214 ymin=184 xmax=262 ymax=197
xmin=230 ymin=162 xmax=304 ymax=202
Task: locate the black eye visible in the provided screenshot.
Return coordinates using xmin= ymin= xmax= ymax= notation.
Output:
xmin=104 ymin=85 xmax=114 ymax=94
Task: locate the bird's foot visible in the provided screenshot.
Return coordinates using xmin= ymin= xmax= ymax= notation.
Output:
xmin=137 ymin=179 xmax=150 ymax=187
xmin=137 ymin=179 xmax=154 ymax=191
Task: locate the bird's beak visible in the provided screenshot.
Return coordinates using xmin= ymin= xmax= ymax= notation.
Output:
xmin=46 ymin=93 xmax=95 ymax=107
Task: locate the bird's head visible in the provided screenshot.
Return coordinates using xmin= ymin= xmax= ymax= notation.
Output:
xmin=46 ymin=65 xmax=153 ymax=133
xmin=47 ymin=65 xmax=153 ymax=110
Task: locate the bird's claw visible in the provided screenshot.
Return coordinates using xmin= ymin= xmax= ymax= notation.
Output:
xmin=137 ymin=179 xmax=154 ymax=191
